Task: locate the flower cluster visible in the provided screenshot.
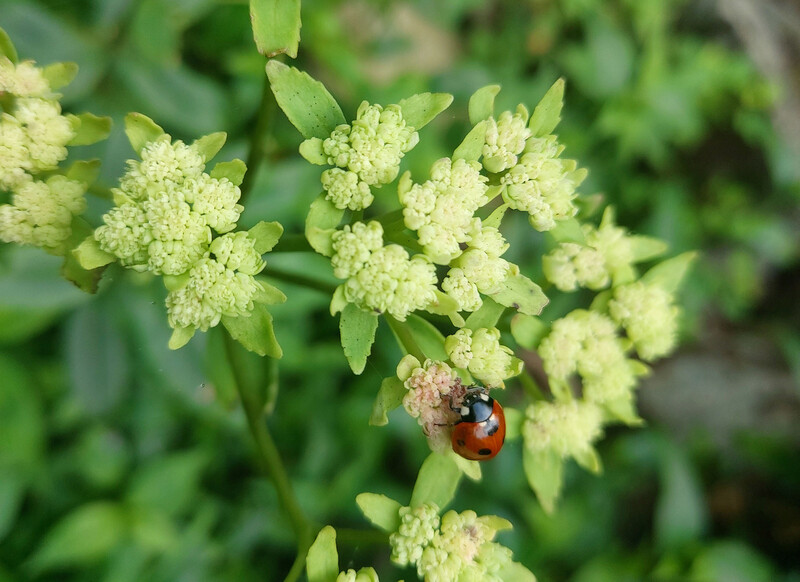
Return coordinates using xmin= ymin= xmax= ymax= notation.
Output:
xmin=0 ymin=57 xmax=87 ymax=255
xmin=537 ymin=309 xmax=637 ymax=403
xmin=398 ymin=157 xmax=489 ymax=263
xmin=523 ymin=400 xmax=603 ymax=459
xmin=389 ymin=504 xmax=522 ymax=582
xmin=319 ymin=102 xmax=418 ymax=210
xmin=445 ymin=328 xmax=522 ymax=387
xmin=482 ymin=106 xmax=531 ymax=173
xmin=330 ymin=221 xmax=437 ymax=320
xmin=609 ymin=281 xmax=679 ymax=361
xmin=397 ymin=356 xmax=465 ymax=452
xmin=335 ymin=569 xmax=379 ymax=582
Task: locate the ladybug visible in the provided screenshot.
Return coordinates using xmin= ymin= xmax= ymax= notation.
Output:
xmin=451 ymin=390 xmax=506 ymax=461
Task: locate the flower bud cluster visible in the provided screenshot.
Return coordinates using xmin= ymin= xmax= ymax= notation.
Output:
xmin=336 ymin=568 xmax=379 ymax=582
xmin=398 ymin=157 xmax=488 ymax=264
xmin=500 ymin=135 xmax=586 ymax=231
xmin=389 ymin=505 xmax=519 ymax=582
xmin=330 ymin=220 xmax=437 ymax=320
xmin=320 ymin=102 xmax=418 ymax=210
xmin=0 ymin=57 xmax=83 ymax=255
xmin=523 ymin=400 xmax=603 ymax=459
xmin=445 ymin=327 xmax=522 ymax=387
xmin=482 ymin=107 xmax=531 ymax=173
xmin=397 ymin=356 xmax=465 ymax=452
xmin=609 ymin=281 xmax=679 ymax=361
xmin=538 ymin=309 xmax=636 ymax=403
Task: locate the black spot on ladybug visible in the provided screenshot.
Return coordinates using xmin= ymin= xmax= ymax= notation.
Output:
xmin=478 ymin=448 xmax=492 ymax=456
xmin=486 ymin=420 xmax=499 ymax=436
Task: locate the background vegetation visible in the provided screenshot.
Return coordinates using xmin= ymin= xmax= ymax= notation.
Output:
xmin=1 ymin=0 xmax=798 ymax=580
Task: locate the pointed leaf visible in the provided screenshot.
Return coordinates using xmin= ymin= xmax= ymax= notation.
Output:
xmin=356 ymin=493 xmax=402 ymax=532
xmin=168 ymin=326 xmax=196 ymax=350
xmin=68 ymin=113 xmax=112 ymax=146
xmin=251 ymin=0 xmax=301 ymax=58
xmin=329 ymin=285 xmax=347 ymax=316
xmin=482 ymin=198 xmax=508 ymax=227
xmin=469 ymin=85 xmax=501 ymax=124
xmin=299 ymin=137 xmax=327 ymax=164
xmin=397 ymin=92 xmax=453 ymax=130
xmin=497 ymin=561 xmax=538 ymax=582
xmin=528 ymin=78 xmax=565 ymax=137
xmin=0 ymin=475 xmax=24 ymax=541
xmin=629 ymin=235 xmax=669 ymax=262
xmin=522 ymin=447 xmax=564 ymax=514
xmin=0 ymin=28 xmax=18 ymax=62
xmin=655 ymin=439 xmax=707 ymax=549
xmin=73 ymin=236 xmax=115 ymax=270
xmin=510 ymin=314 xmax=549 ymax=350
xmin=426 ymin=289 xmax=465 ymax=327
xmin=125 ymin=112 xmax=165 ymax=155
xmin=464 ymin=296 xmax=505 ymax=331
xmin=305 ymin=193 xmax=344 ymax=256
xmin=340 ymin=303 xmax=378 ymax=374
xmin=641 ymin=251 xmax=698 ymax=293
xmin=452 ymin=452 xmax=482 ymax=481
xmin=547 ymin=217 xmax=585 ymax=244
xmin=249 ymin=220 xmax=284 ymax=253
xmin=193 ymin=132 xmax=226 ymax=162
xmin=410 ymin=453 xmax=460 ymax=510
xmin=41 ymin=62 xmax=78 ymax=90
xmin=61 ymin=218 xmax=104 ymax=293
xmin=266 ymin=61 xmax=345 ymax=139
xmin=27 ymin=502 xmax=126 ymax=574
xmin=573 ymin=446 xmax=602 ymax=474
xmin=490 ymin=273 xmax=549 ymax=316
xmin=222 ymin=303 xmax=282 ymax=357
xmin=370 ymin=376 xmax=406 ymax=426
xmin=66 ymin=159 xmax=101 ymax=185
xmin=602 ymin=394 xmax=644 ymax=426
xmin=253 ymin=280 xmax=287 ymax=305
xmin=211 ymin=159 xmax=247 ymax=185
xmin=453 ymin=120 xmax=487 ymax=162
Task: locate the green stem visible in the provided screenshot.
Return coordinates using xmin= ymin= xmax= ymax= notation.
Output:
xmin=264 ymin=266 xmax=338 ymax=294
xmin=223 ymin=334 xmax=314 ymax=579
xmin=519 ymin=370 xmax=546 ymax=400
xmin=375 ymin=208 xmax=405 ymax=228
xmin=384 ymin=314 xmax=426 ymax=363
xmin=239 ymin=64 xmax=277 ymax=204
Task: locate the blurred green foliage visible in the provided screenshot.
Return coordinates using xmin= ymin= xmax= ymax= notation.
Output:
xmin=1 ymin=0 xmax=798 ymax=580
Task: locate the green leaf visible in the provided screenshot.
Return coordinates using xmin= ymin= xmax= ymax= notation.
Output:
xmin=690 ymin=541 xmax=774 ymax=582
xmin=497 ymin=560 xmax=538 ymax=582
xmin=356 ymin=493 xmax=402 ymax=532
xmin=655 ymin=439 xmax=707 ymax=550
xmin=464 ymin=296 xmax=505 ymax=331
xmin=61 ymin=217 xmax=105 ymax=293
xmin=340 ymin=303 xmax=378 ymax=374
xmin=522 ymin=447 xmax=564 ymax=514
xmin=528 ymin=78 xmax=565 ymax=137
xmin=65 ymin=303 xmax=130 ymax=414
xmin=127 ymin=451 xmax=207 ymax=517
xmin=266 ymin=61 xmax=345 ymax=139
xmin=251 ymin=0 xmax=301 ymax=58
xmin=510 ymin=314 xmax=549 ymax=349
xmin=0 ymin=475 xmax=24 ymax=541
xmin=329 ymin=285 xmax=347 ymax=316
xmin=490 ymin=273 xmax=549 ymax=316
xmin=73 ymin=236 xmax=116 ymax=270
xmin=370 ymin=376 xmax=406 ymax=426
xmin=0 ymin=354 xmax=44 ymax=473
xmin=168 ymin=326 xmax=196 ymax=350
xmin=629 ymin=235 xmax=669 ymax=262
xmin=404 ymin=313 xmax=448 ymax=361
xmin=28 ymin=502 xmax=126 ymax=574
xmin=249 ymin=220 xmax=284 ymax=253
xmin=482 ymin=197 xmax=508 ymax=227
xmin=299 ymin=137 xmax=328 ymax=164
xmin=0 ymin=27 xmax=18 ymax=62
xmin=130 ymin=509 xmax=178 ymax=554
xmin=397 ymin=92 xmax=453 ymax=129
xmin=222 ymin=303 xmax=282 ymax=357
xmin=305 ymin=193 xmax=344 ymax=256
xmin=306 ymin=526 xmax=339 ymax=582
xmin=410 ymin=453 xmax=460 ymax=510
xmin=210 ymin=159 xmax=247 ymax=185
xmin=426 ymin=289 xmax=465 ymax=327
xmin=641 ymin=251 xmax=698 ymax=293
xmin=573 ymin=446 xmax=602 ymax=474
xmin=253 ymin=279 xmax=287 ymax=305
xmin=192 ymin=131 xmax=226 ymax=163
xmin=124 ymin=112 xmax=165 ymax=155
xmin=66 ymin=159 xmax=101 ymax=185
xmin=548 ymin=217 xmax=586 ymax=244
xmin=452 ymin=452 xmax=482 ymax=481
xmin=453 ymin=120 xmax=487 ymax=162
xmin=468 ymin=85 xmax=501 ymax=124
xmin=41 ymin=61 xmax=78 ymax=90
xmin=602 ymin=394 xmax=644 ymax=426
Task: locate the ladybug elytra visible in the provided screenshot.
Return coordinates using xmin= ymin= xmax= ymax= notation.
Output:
xmin=451 ymin=391 xmax=506 ymax=461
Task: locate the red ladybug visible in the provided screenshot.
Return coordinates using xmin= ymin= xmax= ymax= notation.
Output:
xmin=451 ymin=391 xmax=506 ymax=461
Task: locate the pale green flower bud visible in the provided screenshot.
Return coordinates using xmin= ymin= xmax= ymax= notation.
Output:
xmin=0 ymin=57 xmax=50 ymax=97
xmin=323 ymin=124 xmax=352 ymax=167
xmin=15 ymin=98 xmax=74 ymax=170
xmin=390 ymin=503 xmax=440 ymax=567
xmin=209 ymin=231 xmax=265 ymax=276
xmin=446 ymin=328 xmax=522 ymax=387
xmin=542 ymin=242 xmax=609 ymax=291
xmin=523 ymin=400 xmax=603 ymax=458
xmin=483 ymin=108 xmax=531 ymax=173
xmin=330 ymin=221 xmax=384 ymax=279
xmin=0 ymin=116 xmax=31 ymax=190
xmin=609 ymin=281 xmax=679 ymax=361
xmin=452 ymin=248 xmax=510 ymax=295
xmin=584 ymin=220 xmax=633 ymax=272
xmin=95 ymin=202 xmax=152 ymax=268
xmin=143 ymin=191 xmax=210 ymax=275
xmin=336 ymin=568 xmax=379 ymax=582
xmin=399 ymin=158 xmax=488 ymax=264
xmin=189 ymin=174 xmax=243 ymax=234
xmin=137 ymin=136 xmax=205 ymax=188
xmin=321 ymin=168 xmax=373 ymax=211
xmin=442 ymin=267 xmax=482 ymax=312
xmin=0 ymin=176 xmax=87 ymax=254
